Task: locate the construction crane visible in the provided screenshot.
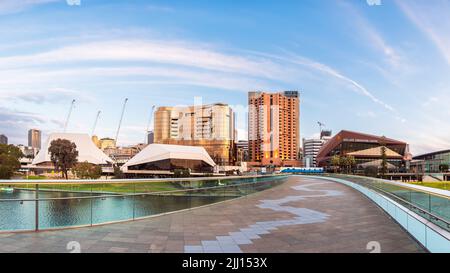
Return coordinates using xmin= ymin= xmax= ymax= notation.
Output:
xmin=115 ymin=98 xmax=128 ymax=146
xmin=144 ymin=105 xmax=156 ymax=144
xmin=317 ymin=121 xmax=325 ymax=137
xmin=63 ymin=99 xmax=76 ymax=133
xmin=91 ymin=110 xmax=101 ymax=136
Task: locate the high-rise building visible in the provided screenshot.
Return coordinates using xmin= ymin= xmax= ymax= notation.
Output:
xmin=153 ymin=103 xmax=236 ymax=165
xmin=248 ymin=91 xmax=300 ymax=167
xmin=303 ymin=130 xmax=332 ymax=167
xmin=0 ymin=134 xmax=8 ymax=145
xmin=147 ymin=131 xmax=154 ymax=144
xmin=236 ymin=140 xmax=249 ymax=163
xmin=28 ymin=129 xmax=41 ymax=149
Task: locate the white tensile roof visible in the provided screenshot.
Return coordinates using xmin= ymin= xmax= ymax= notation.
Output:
xmin=121 ymin=143 xmax=216 ymax=171
xmin=32 ymin=133 xmax=113 ymax=165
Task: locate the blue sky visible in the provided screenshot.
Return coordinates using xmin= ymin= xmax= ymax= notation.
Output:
xmin=0 ymin=0 xmax=450 ymax=155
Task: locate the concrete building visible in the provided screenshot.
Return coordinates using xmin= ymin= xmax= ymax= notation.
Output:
xmin=303 ymin=138 xmax=326 ymax=167
xmin=0 ymin=134 xmax=8 ymax=145
xmin=153 ymin=103 xmax=235 ymax=165
xmin=303 ymin=130 xmax=333 ymax=167
xmin=98 ymin=137 xmax=116 ymax=150
xmin=236 ymin=140 xmax=249 ymax=163
xmin=28 ymin=129 xmax=41 ymax=149
xmin=248 ymin=91 xmax=300 ymax=167
xmin=147 ymin=131 xmax=154 ymax=144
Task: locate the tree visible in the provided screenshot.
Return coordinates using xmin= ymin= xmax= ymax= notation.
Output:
xmin=73 ymin=161 xmax=102 ymax=179
xmin=380 ymin=146 xmax=388 ymax=175
xmin=113 ymin=166 xmax=125 ymax=179
xmin=439 ymin=164 xmax=449 ymax=173
xmin=48 ymin=139 xmax=78 ymax=179
xmin=0 ymin=144 xmax=23 ymax=179
xmin=364 ymin=166 xmax=378 ymax=178
xmin=331 ymin=155 xmax=341 ymax=173
xmin=344 ymin=156 xmax=356 ymax=174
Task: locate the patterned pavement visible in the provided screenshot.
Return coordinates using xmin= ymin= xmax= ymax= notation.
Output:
xmin=0 ymin=176 xmax=425 ymax=253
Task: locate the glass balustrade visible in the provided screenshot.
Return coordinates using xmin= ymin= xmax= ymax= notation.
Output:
xmin=0 ymin=175 xmax=288 ymax=232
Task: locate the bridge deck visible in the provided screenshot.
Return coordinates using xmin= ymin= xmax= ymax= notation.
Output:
xmin=0 ymin=176 xmax=425 ymax=253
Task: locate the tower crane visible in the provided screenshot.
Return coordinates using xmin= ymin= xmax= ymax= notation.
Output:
xmin=115 ymin=98 xmax=128 ymax=147
xmin=317 ymin=121 xmax=325 ymax=138
xmin=63 ymin=99 xmax=76 ymax=133
xmin=91 ymin=110 xmax=101 ymax=136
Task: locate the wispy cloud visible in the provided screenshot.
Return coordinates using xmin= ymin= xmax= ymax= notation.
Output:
xmin=339 ymin=1 xmax=403 ymax=69
xmin=0 ymin=0 xmax=58 ymax=15
xmin=396 ymin=0 xmax=450 ymax=66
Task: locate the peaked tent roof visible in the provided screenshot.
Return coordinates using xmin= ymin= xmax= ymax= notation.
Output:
xmin=347 ymin=146 xmax=403 ymax=158
xmin=121 ymin=143 xmax=216 ymax=170
xmin=358 ymin=159 xmax=397 ymax=169
xmin=317 ymin=130 xmax=406 ymax=162
xmin=32 ymin=133 xmax=113 ymax=165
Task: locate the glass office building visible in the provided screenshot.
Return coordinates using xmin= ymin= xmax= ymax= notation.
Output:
xmin=413 ymin=150 xmax=450 ymax=173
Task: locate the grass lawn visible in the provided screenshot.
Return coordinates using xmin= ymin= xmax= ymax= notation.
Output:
xmin=407 ymin=181 xmax=450 ymax=191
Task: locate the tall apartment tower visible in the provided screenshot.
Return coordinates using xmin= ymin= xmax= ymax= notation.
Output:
xmin=28 ymin=129 xmax=41 ymax=149
xmin=153 ymin=103 xmax=236 ymax=165
xmin=248 ymin=91 xmax=300 ymax=166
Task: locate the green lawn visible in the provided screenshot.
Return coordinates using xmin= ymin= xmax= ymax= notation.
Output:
xmin=407 ymin=181 xmax=450 ymax=191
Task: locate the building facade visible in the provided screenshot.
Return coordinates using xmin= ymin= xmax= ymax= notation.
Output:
xmin=248 ymin=91 xmax=300 ymax=167
xmin=412 ymin=150 xmax=450 ymax=173
xmin=235 ymin=140 xmax=249 ymax=163
xmin=316 ymin=130 xmax=408 ymax=171
xmin=303 ymin=138 xmax=326 ymax=167
xmin=153 ymin=103 xmax=236 ymax=165
xmin=0 ymin=134 xmax=7 ymax=145
xmin=303 ymin=130 xmax=332 ymax=167
xmin=28 ymin=129 xmax=42 ymax=149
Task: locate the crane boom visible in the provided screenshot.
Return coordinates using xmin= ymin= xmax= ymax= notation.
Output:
xmin=63 ymin=99 xmax=76 ymax=133
xmin=91 ymin=110 xmax=101 ymax=136
xmin=145 ymin=105 xmax=156 ymax=143
xmin=115 ymin=98 xmax=128 ymax=146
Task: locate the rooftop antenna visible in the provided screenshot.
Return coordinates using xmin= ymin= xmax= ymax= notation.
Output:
xmin=91 ymin=110 xmax=101 ymax=136
xmin=115 ymin=98 xmax=128 ymax=147
xmin=145 ymin=105 xmax=156 ymax=144
xmin=63 ymin=99 xmax=76 ymax=133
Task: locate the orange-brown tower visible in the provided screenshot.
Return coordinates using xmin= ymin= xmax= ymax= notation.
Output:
xmin=248 ymin=91 xmax=300 ymax=167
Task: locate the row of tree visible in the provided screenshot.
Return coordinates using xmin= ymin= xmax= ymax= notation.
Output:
xmin=330 ymin=155 xmax=356 ymax=173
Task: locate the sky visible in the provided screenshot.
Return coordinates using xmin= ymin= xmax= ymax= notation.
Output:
xmin=0 ymin=0 xmax=450 ymax=155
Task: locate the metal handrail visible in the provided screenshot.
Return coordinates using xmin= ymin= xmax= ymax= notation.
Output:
xmin=0 ymin=174 xmax=280 ymax=185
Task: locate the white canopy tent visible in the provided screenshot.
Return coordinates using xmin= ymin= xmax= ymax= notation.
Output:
xmin=32 ymin=133 xmax=113 ymax=165
xmin=121 ymin=143 xmax=216 ymax=171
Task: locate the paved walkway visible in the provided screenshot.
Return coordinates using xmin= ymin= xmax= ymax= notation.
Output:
xmin=0 ymin=176 xmax=425 ymax=253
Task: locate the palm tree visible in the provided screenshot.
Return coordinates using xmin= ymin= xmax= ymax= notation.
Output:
xmin=380 ymin=146 xmax=388 ymax=175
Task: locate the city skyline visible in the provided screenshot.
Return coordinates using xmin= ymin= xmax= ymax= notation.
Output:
xmin=1 ymin=0 xmax=450 ymax=155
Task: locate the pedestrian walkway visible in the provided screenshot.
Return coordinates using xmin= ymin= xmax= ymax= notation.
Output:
xmin=0 ymin=176 xmax=425 ymax=253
